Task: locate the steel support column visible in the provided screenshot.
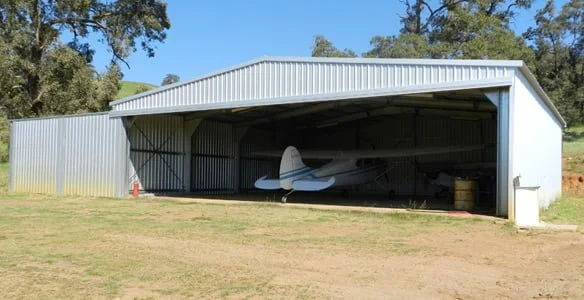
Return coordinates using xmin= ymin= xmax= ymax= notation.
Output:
xmin=122 ymin=117 xmax=135 ymax=195
xmin=495 ymin=88 xmax=512 ymax=218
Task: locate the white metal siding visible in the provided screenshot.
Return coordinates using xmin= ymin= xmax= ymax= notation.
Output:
xmin=111 ymin=58 xmax=515 ymax=116
xmin=512 ymin=73 xmax=563 ymax=208
xmin=10 ymin=114 xmax=127 ymax=197
xmin=10 ymin=118 xmax=60 ymax=194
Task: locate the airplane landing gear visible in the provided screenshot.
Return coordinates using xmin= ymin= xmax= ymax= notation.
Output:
xmin=282 ymin=190 xmax=295 ymax=203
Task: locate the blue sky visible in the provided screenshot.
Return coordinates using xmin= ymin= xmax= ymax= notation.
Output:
xmin=82 ymin=0 xmax=567 ymax=86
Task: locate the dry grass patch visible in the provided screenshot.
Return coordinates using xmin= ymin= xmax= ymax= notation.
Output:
xmin=1 ymin=195 xmax=583 ymax=299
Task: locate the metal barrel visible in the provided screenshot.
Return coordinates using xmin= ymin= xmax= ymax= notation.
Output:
xmin=454 ymin=179 xmax=477 ymax=211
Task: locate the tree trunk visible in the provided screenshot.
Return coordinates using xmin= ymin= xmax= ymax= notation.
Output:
xmin=29 ymin=0 xmax=43 ymax=115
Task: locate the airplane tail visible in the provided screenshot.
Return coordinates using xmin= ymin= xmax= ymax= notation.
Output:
xmin=279 ymin=146 xmax=310 ymax=190
xmin=255 ymin=146 xmax=334 ymax=191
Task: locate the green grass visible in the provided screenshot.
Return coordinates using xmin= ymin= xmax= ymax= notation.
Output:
xmin=116 ymin=81 xmax=157 ymax=99
xmin=563 ymin=124 xmax=584 ymax=156
xmin=541 ymin=197 xmax=584 ymax=225
xmin=0 ymin=162 xmax=582 ymax=298
xmin=0 ymin=162 xmax=8 ymax=190
xmin=0 ymin=195 xmax=492 ymax=298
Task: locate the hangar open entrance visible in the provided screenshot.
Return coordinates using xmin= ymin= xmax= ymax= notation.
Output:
xmin=126 ymin=88 xmax=507 ymax=216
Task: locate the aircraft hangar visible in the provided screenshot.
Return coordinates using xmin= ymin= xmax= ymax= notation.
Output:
xmin=9 ymin=57 xmax=565 ymax=219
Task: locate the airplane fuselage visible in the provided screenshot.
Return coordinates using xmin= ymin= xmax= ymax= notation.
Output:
xmin=287 ymin=159 xmax=387 ymax=190
xmin=254 ymin=145 xmax=486 ymax=202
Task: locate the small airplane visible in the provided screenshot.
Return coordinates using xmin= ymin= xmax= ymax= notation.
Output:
xmin=254 ymin=144 xmax=486 ymax=202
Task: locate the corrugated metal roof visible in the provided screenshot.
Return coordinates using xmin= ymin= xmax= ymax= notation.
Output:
xmin=109 ymin=56 xmax=564 ymax=126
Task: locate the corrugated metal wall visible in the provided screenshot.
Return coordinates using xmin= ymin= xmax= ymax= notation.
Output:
xmin=10 ymin=118 xmax=60 ymax=194
xmin=128 ymin=115 xmax=185 ymax=191
xmin=236 ymin=115 xmax=496 ymax=196
xmin=240 ymin=128 xmax=281 ymax=190
xmin=191 ymin=121 xmax=236 ymax=193
xmin=10 ymin=113 xmax=127 ymax=197
xmin=112 ymin=58 xmax=515 ymax=114
xmin=8 ymin=112 xmax=496 ymax=198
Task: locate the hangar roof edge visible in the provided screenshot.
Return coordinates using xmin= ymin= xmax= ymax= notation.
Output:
xmin=109 ymin=56 xmax=565 ymax=127
xmin=110 ymin=56 xmax=525 ymax=107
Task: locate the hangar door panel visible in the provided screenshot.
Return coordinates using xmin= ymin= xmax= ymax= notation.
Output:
xmin=240 ymin=128 xmax=289 ymax=191
xmin=191 ymin=121 xmax=236 ymax=193
xmin=129 ymin=115 xmax=185 ymax=192
xmin=356 ymin=117 xmax=417 ymax=195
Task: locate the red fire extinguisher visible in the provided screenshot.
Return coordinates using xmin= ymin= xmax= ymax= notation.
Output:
xmin=133 ymin=180 xmax=139 ymax=199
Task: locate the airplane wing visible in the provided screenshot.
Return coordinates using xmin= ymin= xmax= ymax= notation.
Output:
xmin=254 ymin=175 xmax=336 ymax=191
xmin=253 ymin=144 xmax=488 ymax=160
xmin=254 ymin=176 xmax=281 ymax=190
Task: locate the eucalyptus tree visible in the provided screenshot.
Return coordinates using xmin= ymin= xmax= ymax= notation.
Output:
xmin=0 ymin=0 xmax=170 ymax=117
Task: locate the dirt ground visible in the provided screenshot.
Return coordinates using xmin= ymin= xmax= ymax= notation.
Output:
xmin=1 ymin=196 xmax=583 ymax=299
xmin=563 ymin=156 xmax=584 ymax=196
xmin=116 ymin=225 xmax=584 ymax=299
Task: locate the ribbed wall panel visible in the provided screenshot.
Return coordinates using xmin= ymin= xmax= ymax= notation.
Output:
xmin=236 ymin=115 xmax=496 ymax=196
xmin=129 ymin=115 xmax=184 ymax=191
xmin=112 ymin=59 xmax=515 ymax=114
xmin=10 ymin=118 xmax=60 ymax=194
xmin=240 ymin=128 xmax=280 ymax=190
xmin=191 ymin=121 xmax=236 ymax=193
xmin=10 ymin=113 xmax=127 ymax=197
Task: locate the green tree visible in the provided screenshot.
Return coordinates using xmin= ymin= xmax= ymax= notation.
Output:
xmin=96 ymin=63 xmax=122 ymax=110
xmin=360 ymin=1 xmax=535 ymax=66
xmin=525 ymin=0 xmax=583 ymax=125
xmin=311 ymin=35 xmax=357 ymax=58
xmin=366 ymin=1 xmax=533 ymax=62
xmin=363 ymin=34 xmax=431 ymax=58
xmin=0 ymin=0 xmax=170 ymax=117
xmin=161 ymin=73 xmax=180 ymax=86
xmin=134 ymin=84 xmax=152 ymax=95
xmin=37 ymin=44 xmax=101 ymax=115
xmin=427 ymin=0 xmax=534 ymax=63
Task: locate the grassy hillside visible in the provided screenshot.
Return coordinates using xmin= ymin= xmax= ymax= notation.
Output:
xmin=116 ymin=81 xmax=157 ymax=99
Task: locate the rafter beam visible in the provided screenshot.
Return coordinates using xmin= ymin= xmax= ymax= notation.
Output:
xmin=307 ymin=106 xmax=415 ymax=128
xmin=238 ymin=101 xmax=352 ymax=127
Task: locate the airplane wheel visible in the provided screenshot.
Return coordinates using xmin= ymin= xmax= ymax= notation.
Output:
xmin=281 ymin=196 xmax=287 ymax=203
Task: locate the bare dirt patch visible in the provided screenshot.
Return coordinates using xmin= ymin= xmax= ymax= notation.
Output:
xmin=562 ymin=156 xmax=584 ymax=196
xmin=106 ymin=225 xmax=584 ymax=299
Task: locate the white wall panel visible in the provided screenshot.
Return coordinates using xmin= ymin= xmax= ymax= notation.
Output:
xmin=512 ymin=73 xmax=563 ymax=208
